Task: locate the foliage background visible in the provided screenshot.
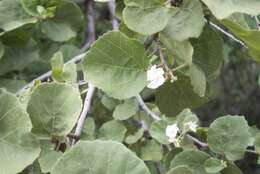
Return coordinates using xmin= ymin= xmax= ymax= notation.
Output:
xmin=0 ymin=0 xmax=260 ymax=173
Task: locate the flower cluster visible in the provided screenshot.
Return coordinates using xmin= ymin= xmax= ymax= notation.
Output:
xmin=165 ymin=121 xmax=198 ymax=147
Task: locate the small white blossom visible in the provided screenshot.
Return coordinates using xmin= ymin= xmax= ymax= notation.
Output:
xmin=147 ymin=65 xmax=165 ymax=89
xmin=185 ymin=121 xmax=198 ymax=132
xmin=166 ymin=123 xmax=179 ymax=142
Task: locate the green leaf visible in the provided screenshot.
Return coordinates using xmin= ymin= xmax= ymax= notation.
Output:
xmin=0 ymin=0 xmax=37 ymax=34
xmin=101 ymin=95 xmax=119 ymax=111
xmin=98 ymin=120 xmax=127 ymax=142
xmin=39 ymin=150 xmax=62 ymax=173
xmin=140 ymin=140 xmax=163 ymax=161
xmin=0 ymin=78 xmax=27 ymax=93
xmin=27 ymin=83 xmax=83 ymax=138
xmin=0 ymin=41 xmax=4 ymax=59
xmin=204 ymin=158 xmax=226 ymax=173
xmin=207 ymin=115 xmax=251 ymax=161
xmin=159 ymin=35 xmax=193 ymax=65
xmin=0 ymin=89 xmax=40 ymax=174
xmin=191 ymin=26 xmax=223 ymax=79
xmin=51 ymin=52 xmax=77 ymax=83
xmin=125 ymin=127 xmax=144 ymax=144
xmin=200 ymin=0 xmax=260 ymax=19
xmin=188 ymin=64 xmax=207 ymax=97
xmin=51 ymin=51 xmax=64 ymax=81
xmin=82 ymin=31 xmax=149 ymax=99
xmin=171 ymin=150 xmax=214 ymax=174
xmin=21 ymin=0 xmax=62 ymax=18
xmin=51 ymin=140 xmax=151 ymax=174
xmin=221 ymin=162 xmax=243 ymax=174
xmin=81 ymin=117 xmax=96 ymax=141
xmin=222 ymin=19 xmax=260 ymax=61
xmin=150 ymin=120 xmax=170 ymax=145
xmin=0 ymin=39 xmax=39 ymax=76
xmin=113 ymin=98 xmax=139 ymax=120
xmin=155 ymin=75 xmax=207 ymax=117
xmin=254 ymin=133 xmax=260 ymax=154
xmin=163 ymin=0 xmax=204 ymax=41
xmin=176 ymin=108 xmax=199 ymax=131
xmin=20 ymin=161 xmax=42 ymax=174
xmin=123 ymin=0 xmax=172 ymax=35
xmin=167 ymin=166 xmax=192 ymax=174
xmin=40 ymin=1 xmax=83 ymax=42
xmin=162 ymin=148 xmax=182 ymax=172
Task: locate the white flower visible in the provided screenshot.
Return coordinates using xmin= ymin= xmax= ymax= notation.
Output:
xmin=166 ymin=123 xmax=179 ymax=141
xmin=147 ymin=65 xmax=165 ymax=89
xmin=185 ymin=121 xmax=198 ymax=132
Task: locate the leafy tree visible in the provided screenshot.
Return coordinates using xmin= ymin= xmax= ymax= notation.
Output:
xmin=0 ymin=0 xmax=260 ymax=173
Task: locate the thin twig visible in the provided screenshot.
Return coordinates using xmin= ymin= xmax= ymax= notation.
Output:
xmin=16 ymin=53 xmax=86 ymax=96
xmin=81 ymin=0 xmax=96 ymax=52
xmin=144 ymin=33 xmax=158 ymax=50
xmin=255 ymin=16 xmax=260 ymax=30
xmin=136 ymin=95 xmax=161 ymax=121
xmin=107 ymin=0 xmax=119 ymax=30
xmin=72 ymin=84 xmax=95 ymax=145
xmin=72 ymin=0 xmax=96 ymax=145
xmin=207 ymin=20 xmax=247 ymax=47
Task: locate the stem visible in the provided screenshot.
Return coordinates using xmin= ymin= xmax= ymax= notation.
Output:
xmin=136 ymin=95 xmax=161 ymax=121
xmin=172 ymin=63 xmax=188 ymax=72
xmin=72 ymin=84 xmax=95 ymax=145
xmin=107 ymin=0 xmax=119 ymax=30
xmin=206 ymin=19 xmax=247 ymax=48
xmin=16 ymin=53 xmax=86 ymax=96
xmin=158 ymin=44 xmax=171 ymax=72
xmin=255 ymin=16 xmax=260 ymax=30
xmin=81 ymin=0 xmax=96 ymax=52
xmin=144 ymin=33 xmax=158 ymax=50
xmin=72 ymin=0 xmax=96 ymax=145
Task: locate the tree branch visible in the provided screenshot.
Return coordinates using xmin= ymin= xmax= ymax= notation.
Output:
xmin=72 ymin=84 xmax=95 ymax=145
xmin=136 ymin=95 xmax=161 ymax=121
xmin=255 ymin=16 xmax=260 ymax=30
xmin=207 ymin=20 xmax=247 ymax=48
xmin=72 ymin=0 xmax=96 ymax=145
xmin=107 ymin=0 xmax=119 ymax=30
xmin=81 ymin=0 xmax=96 ymax=52
xmin=16 ymin=53 xmax=86 ymax=96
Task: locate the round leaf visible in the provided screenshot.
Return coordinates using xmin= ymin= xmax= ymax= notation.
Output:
xmin=0 ymin=89 xmax=40 ymax=174
xmin=82 ymin=31 xmax=149 ymax=99
xmin=156 ymin=75 xmax=207 ymax=117
xmin=40 ymin=1 xmax=83 ymax=42
xmin=27 ymin=83 xmax=83 ymax=137
xmin=123 ymin=0 xmax=172 ymax=35
xmin=171 ymin=150 xmax=216 ymax=174
xmin=167 ymin=166 xmax=192 ymax=174
xmin=150 ymin=120 xmax=170 ymax=145
xmin=200 ymin=0 xmax=260 ymax=19
xmin=98 ymin=120 xmax=127 ymax=142
xmin=0 ymin=0 xmax=37 ymax=34
xmin=207 ymin=115 xmax=251 ymax=161
xmin=113 ymin=98 xmax=139 ymax=120
xmin=51 ymin=140 xmax=151 ymax=174
xmin=163 ymin=0 xmax=205 ymax=41
xmin=204 ymin=158 xmax=226 ymax=173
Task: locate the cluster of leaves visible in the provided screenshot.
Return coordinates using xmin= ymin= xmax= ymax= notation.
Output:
xmin=1 ymin=0 xmax=260 ymax=174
